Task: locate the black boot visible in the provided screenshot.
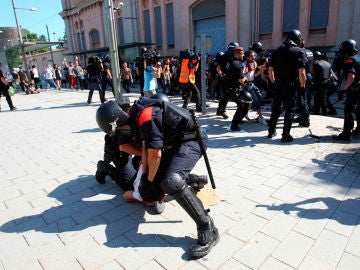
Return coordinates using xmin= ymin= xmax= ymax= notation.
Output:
xmin=189 ymin=216 xmax=220 ymax=258
xmin=95 ymin=160 xmax=108 ymax=184
xmin=186 ymin=174 xmax=208 ymax=191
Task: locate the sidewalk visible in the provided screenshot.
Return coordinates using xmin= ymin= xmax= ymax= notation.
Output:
xmin=0 ymin=88 xmax=359 ymax=270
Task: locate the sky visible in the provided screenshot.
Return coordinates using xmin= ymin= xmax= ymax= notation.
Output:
xmin=0 ymin=0 xmax=65 ymax=41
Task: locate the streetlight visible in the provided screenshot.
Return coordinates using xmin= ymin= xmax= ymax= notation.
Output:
xmin=11 ymin=0 xmax=36 ymax=75
xmin=105 ymin=0 xmax=123 ymax=103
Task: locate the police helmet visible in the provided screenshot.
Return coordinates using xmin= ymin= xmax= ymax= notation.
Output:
xmin=227 ymin=42 xmax=240 ymax=53
xmin=313 ymin=51 xmax=323 ymax=60
xmin=250 ymin=42 xmax=263 ymax=53
xmin=96 ymin=101 xmax=129 ymax=135
xmin=216 ymin=51 xmax=224 ymax=59
xmin=339 ymin=39 xmax=359 ymax=56
xmin=284 ymin=29 xmax=303 ymax=46
xmin=150 ymin=92 xmax=170 ymax=103
xmin=103 ymin=55 xmax=111 ymax=62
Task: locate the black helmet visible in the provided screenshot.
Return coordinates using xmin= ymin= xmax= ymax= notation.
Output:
xmin=313 ymin=51 xmax=323 ymax=60
xmin=284 ymin=29 xmax=303 ymax=46
xmin=96 ymin=101 xmax=129 ymax=135
xmin=227 ymin=41 xmax=240 ymax=53
xmin=150 ymin=92 xmax=170 ymax=103
xmin=103 ymin=55 xmax=110 ymax=62
xmin=250 ymin=42 xmax=263 ymax=53
xmin=339 ymin=39 xmax=358 ymax=56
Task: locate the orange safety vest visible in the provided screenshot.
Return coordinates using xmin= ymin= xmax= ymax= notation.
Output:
xmin=179 ymin=59 xmax=190 ymax=83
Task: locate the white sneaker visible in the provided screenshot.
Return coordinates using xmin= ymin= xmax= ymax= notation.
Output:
xmin=154 ymin=201 xmax=165 ymax=214
xmin=258 ymin=118 xmax=268 ymax=125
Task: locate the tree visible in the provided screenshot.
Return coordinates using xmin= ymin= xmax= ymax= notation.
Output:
xmin=5 ymin=48 xmax=20 ymax=70
xmin=56 ymin=32 xmax=67 ymax=49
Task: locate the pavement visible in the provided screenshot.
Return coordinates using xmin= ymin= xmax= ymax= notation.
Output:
xmin=0 ymin=87 xmax=359 ymax=270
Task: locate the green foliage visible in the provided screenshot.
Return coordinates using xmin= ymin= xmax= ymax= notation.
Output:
xmin=5 ymin=48 xmax=20 ymax=70
xmin=23 ymin=32 xmax=50 ymax=54
xmin=56 ymin=32 xmax=67 ymax=49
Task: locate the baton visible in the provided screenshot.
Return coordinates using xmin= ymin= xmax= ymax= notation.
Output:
xmin=190 ymin=110 xmax=216 ymax=189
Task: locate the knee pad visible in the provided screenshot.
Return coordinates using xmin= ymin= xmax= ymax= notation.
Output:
xmin=161 ymin=173 xmax=186 ymax=194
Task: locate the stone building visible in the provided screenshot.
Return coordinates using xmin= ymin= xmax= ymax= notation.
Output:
xmin=59 ymin=0 xmax=360 ymax=63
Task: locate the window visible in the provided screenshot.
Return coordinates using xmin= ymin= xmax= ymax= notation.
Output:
xmin=143 ymin=10 xmax=151 ymax=43
xmin=117 ymin=18 xmax=125 ymax=45
xmin=310 ymin=0 xmax=329 ymax=29
xmin=259 ymin=0 xmax=273 ymax=35
xmin=283 ymin=0 xmax=299 ymax=32
xmin=166 ymin=3 xmax=174 ymax=46
xmin=90 ymin=30 xmax=100 ymax=49
xmin=154 ymin=6 xmax=163 ymax=46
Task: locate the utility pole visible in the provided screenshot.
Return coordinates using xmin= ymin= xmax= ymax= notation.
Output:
xmin=46 ymin=24 xmax=54 ymax=64
xmin=104 ymin=0 xmax=122 ymax=103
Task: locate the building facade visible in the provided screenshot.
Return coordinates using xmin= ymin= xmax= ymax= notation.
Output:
xmin=59 ymin=0 xmax=360 ymax=63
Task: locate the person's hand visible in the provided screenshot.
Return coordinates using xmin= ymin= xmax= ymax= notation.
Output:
xmin=138 ymin=174 xmax=164 ymax=203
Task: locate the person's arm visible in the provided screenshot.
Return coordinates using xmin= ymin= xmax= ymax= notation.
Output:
xmin=0 ymin=74 xmax=8 ymax=85
xmin=146 ymin=148 xmax=162 ymax=182
xmin=298 ymin=67 xmax=307 ymax=89
xmin=343 ymin=73 xmax=355 ymax=91
xmin=119 ymin=143 xmax=141 ymax=156
xmin=268 ymin=66 xmax=275 ymax=84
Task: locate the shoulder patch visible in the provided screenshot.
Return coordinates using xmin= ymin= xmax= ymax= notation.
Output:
xmin=138 ymin=106 xmax=153 ymax=126
xmin=344 ymin=58 xmax=354 ymax=64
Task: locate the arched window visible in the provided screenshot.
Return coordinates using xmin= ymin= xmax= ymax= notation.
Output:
xmin=90 ymin=29 xmax=100 ymax=49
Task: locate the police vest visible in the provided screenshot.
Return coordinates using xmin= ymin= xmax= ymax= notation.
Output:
xmin=131 ymin=98 xmax=196 ymax=148
xmin=344 ymin=55 xmax=360 ymax=85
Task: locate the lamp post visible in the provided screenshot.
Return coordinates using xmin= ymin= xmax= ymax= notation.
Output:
xmin=105 ymin=0 xmax=123 ymax=103
xmin=11 ymin=0 xmax=36 ymax=75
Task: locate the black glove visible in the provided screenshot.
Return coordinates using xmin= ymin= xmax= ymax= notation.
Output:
xmin=138 ymin=174 xmax=164 ymax=203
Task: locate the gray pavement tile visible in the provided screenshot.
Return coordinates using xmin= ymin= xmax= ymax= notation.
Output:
xmin=1 ymin=89 xmax=360 ymax=269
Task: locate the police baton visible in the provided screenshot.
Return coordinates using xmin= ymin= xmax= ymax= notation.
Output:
xmin=190 ymin=110 xmax=216 ymax=189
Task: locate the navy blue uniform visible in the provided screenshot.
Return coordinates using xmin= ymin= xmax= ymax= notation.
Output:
xmin=101 ymin=61 xmax=114 ymax=95
xmin=130 ymin=98 xmax=219 ymax=258
xmin=313 ymin=59 xmax=332 ymax=115
xmin=86 ymin=63 xmax=105 ymax=103
xmin=341 ymin=55 xmax=360 ymax=136
xmin=268 ymin=44 xmax=307 ymax=138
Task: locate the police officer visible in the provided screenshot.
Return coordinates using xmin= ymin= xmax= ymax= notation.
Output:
xmin=87 ymin=56 xmax=106 ymax=104
xmin=312 ymin=51 xmax=332 ymax=115
xmin=216 ymin=41 xmax=240 ymax=119
xmin=223 ymin=46 xmax=253 ymax=131
xmin=333 ymin=39 xmax=360 ymax=141
xmin=96 ymin=98 xmax=219 ymax=258
xmin=267 ymin=29 xmax=307 ymax=142
xmin=101 ymin=55 xmax=115 ymax=96
xmin=294 ymin=40 xmax=313 ymax=126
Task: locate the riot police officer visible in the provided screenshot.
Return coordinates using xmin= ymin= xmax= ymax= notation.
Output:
xmin=312 ymin=51 xmax=332 ymax=115
xmin=101 ymin=55 xmax=115 ymax=96
xmin=87 ymin=56 xmax=106 ymax=104
xmin=223 ymin=46 xmax=253 ymax=131
xmin=96 ymin=98 xmax=219 ymax=258
xmin=267 ymin=29 xmax=307 ymax=142
xmin=333 ymin=39 xmax=360 ymax=141
xmin=216 ymin=42 xmax=240 ymax=119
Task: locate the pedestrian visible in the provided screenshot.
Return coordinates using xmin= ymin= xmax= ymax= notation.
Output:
xmin=96 ymin=98 xmax=219 ymax=258
xmin=45 ymin=64 xmax=57 ymax=89
xmin=73 ymin=61 xmax=84 ymax=90
xmin=53 ymin=64 xmax=62 ymax=90
xmin=143 ymin=60 xmax=157 ymax=97
xmin=333 ymin=39 xmax=360 ymax=141
xmin=0 ymin=62 xmax=17 ymax=111
xmin=267 ymin=29 xmax=307 ymax=142
xmin=31 ymin=65 xmax=41 ymax=89
xmin=86 ymin=56 xmax=106 ymax=104
xmin=121 ymin=62 xmax=133 ymax=93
